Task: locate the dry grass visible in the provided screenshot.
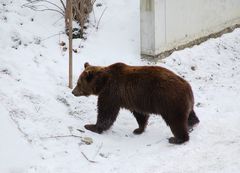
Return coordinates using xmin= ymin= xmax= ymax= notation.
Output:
xmin=65 ymin=0 xmax=95 ymax=33
xmin=23 ymin=0 xmax=95 ymax=37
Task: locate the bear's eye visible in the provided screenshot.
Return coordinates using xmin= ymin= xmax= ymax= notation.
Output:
xmin=85 ymin=71 xmax=94 ymax=82
xmin=77 ymin=82 xmax=81 ymax=86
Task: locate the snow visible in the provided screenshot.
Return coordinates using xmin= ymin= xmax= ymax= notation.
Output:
xmin=0 ymin=0 xmax=240 ymax=172
xmin=0 ymin=105 xmax=38 ymax=173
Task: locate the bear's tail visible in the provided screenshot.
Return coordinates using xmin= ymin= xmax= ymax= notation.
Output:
xmin=188 ymin=110 xmax=200 ymax=128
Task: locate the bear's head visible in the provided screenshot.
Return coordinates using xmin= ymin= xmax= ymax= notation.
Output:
xmin=72 ymin=62 xmax=109 ymax=97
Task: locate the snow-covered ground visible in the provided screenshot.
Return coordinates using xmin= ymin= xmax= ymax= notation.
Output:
xmin=0 ymin=0 xmax=240 ymax=172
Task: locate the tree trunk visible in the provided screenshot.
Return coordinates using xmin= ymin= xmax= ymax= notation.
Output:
xmin=67 ymin=0 xmax=73 ymax=89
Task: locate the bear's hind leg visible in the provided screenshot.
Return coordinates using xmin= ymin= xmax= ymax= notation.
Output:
xmin=188 ymin=110 xmax=200 ymax=130
xmin=132 ymin=111 xmax=149 ymax=134
xmin=168 ymin=119 xmax=189 ymax=144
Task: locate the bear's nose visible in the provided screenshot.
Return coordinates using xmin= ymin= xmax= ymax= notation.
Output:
xmin=72 ymin=87 xmax=82 ymax=96
xmin=72 ymin=90 xmax=75 ymax=95
xmin=72 ymin=88 xmax=77 ymax=96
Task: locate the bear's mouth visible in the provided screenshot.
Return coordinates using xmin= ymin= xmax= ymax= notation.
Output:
xmin=72 ymin=89 xmax=90 ymax=97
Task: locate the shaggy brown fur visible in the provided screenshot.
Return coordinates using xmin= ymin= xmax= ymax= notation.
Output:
xmin=72 ymin=62 xmax=199 ymax=144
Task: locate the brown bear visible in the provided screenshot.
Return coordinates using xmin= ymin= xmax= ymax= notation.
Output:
xmin=72 ymin=62 xmax=199 ymax=144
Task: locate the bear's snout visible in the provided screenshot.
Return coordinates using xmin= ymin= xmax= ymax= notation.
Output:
xmin=72 ymin=87 xmax=82 ymax=97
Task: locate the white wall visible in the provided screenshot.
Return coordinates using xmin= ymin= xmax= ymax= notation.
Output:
xmin=141 ymin=0 xmax=240 ymax=57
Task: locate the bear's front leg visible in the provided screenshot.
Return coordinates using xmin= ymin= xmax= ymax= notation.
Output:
xmin=132 ymin=111 xmax=149 ymax=134
xmin=84 ymin=93 xmax=120 ymax=134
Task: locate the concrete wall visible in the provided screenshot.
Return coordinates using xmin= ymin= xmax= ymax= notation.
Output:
xmin=140 ymin=0 xmax=240 ymax=57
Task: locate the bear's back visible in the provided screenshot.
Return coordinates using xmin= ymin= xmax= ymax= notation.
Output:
xmin=108 ymin=63 xmax=186 ymax=86
xmin=106 ymin=63 xmax=193 ymax=115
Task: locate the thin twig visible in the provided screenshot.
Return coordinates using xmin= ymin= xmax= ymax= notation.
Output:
xmin=77 ymin=129 xmax=85 ymax=133
xmin=81 ymin=152 xmax=97 ymax=163
xmin=9 ymin=113 xmax=32 ymax=143
xmin=22 ymin=1 xmax=65 ymax=16
xmin=93 ymin=142 xmax=103 ymax=159
xmin=53 ymin=16 xmax=65 ymax=25
xmin=42 ymin=0 xmax=65 ymax=13
xmin=23 ymin=5 xmax=65 ymax=16
xmin=96 ymin=7 xmax=107 ymax=30
xmin=60 ymin=0 xmax=66 ymax=11
xmin=92 ymin=7 xmax=96 ymax=25
xmin=23 ymin=0 xmax=64 ymax=14
xmin=40 ymin=134 xmax=83 ymax=140
xmin=30 ymin=0 xmax=64 ymax=14
xmin=41 ymin=32 xmax=65 ymax=42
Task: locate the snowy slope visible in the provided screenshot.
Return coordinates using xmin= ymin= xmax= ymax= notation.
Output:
xmin=0 ymin=0 xmax=240 ymax=173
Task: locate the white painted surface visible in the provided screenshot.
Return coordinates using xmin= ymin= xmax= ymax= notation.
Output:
xmin=141 ymin=0 xmax=240 ymax=56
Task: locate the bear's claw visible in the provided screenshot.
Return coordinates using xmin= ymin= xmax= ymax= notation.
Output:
xmin=133 ymin=128 xmax=144 ymax=135
xmin=84 ymin=124 xmax=103 ymax=134
xmin=168 ymin=137 xmax=187 ymax=144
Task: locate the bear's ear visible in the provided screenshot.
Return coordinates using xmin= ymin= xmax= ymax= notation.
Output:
xmin=84 ymin=62 xmax=90 ymax=69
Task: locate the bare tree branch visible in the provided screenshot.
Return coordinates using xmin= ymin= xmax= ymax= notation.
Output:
xmin=23 ymin=0 xmax=64 ymax=13
xmin=41 ymin=0 xmax=65 ymax=14
xmin=23 ymin=0 xmax=98 ymax=38
xmin=60 ymin=0 xmax=66 ymax=11
xmin=26 ymin=6 xmax=65 ymax=16
xmin=22 ymin=0 xmax=65 ymax=16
